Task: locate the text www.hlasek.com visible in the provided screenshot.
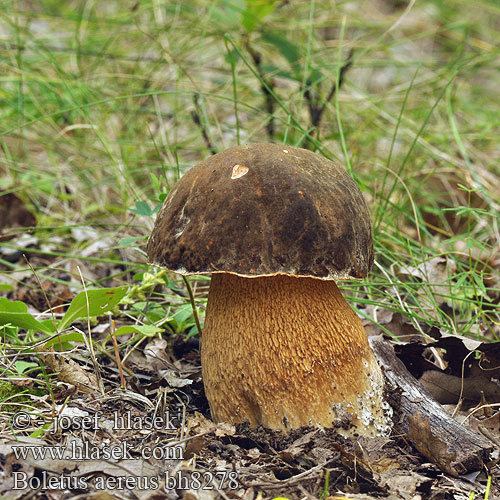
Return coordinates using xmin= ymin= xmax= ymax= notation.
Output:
xmin=11 ymin=441 xmax=183 ymax=461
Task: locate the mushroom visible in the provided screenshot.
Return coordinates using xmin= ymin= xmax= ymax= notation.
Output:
xmin=147 ymin=143 xmax=392 ymax=437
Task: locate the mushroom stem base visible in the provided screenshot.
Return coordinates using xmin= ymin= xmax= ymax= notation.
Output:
xmin=202 ymin=273 xmax=392 ymax=436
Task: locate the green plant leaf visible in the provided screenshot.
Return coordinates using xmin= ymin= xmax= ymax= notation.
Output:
xmin=242 ymin=0 xmax=277 ymax=32
xmin=0 ymin=325 xmax=20 ymax=341
xmin=113 ymin=324 xmax=163 ymax=337
xmin=261 ymin=32 xmax=301 ymax=76
xmin=260 ymin=64 xmax=295 ymax=81
xmin=58 ymin=287 xmax=128 ymax=331
xmin=40 ymin=319 xmax=57 ymax=333
xmin=0 ymin=298 xmax=28 ymax=313
xmin=0 ymin=284 xmax=14 ymax=292
xmin=168 ymin=303 xmax=197 ymax=333
xmin=224 ymin=48 xmax=240 ymax=65
xmin=0 ymin=313 xmax=52 ymax=334
xmin=210 ymin=0 xmax=244 ymax=28
xmin=0 ymin=298 xmax=53 ymax=334
xmin=149 ymin=172 xmax=162 ymax=192
xmin=120 ymin=236 xmax=145 ymax=247
xmin=173 ymin=303 xmax=195 ymax=325
xmin=131 ymin=301 xmax=168 ymax=323
xmin=129 ymin=201 xmax=153 ymax=216
xmin=15 ymin=361 xmax=40 ymax=375
xmin=43 ymin=331 xmax=87 ymax=349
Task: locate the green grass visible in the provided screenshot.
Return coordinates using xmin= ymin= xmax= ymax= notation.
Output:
xmin=1 ymin=0 xmax=499 ymax=388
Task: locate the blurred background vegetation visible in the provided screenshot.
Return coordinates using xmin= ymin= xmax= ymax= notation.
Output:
xmin=1 ymin=0 xmax=499 ymax=344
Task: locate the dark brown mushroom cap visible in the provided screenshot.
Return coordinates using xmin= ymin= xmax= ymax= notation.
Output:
xmin=147 ymin=143 xmax=374 ymax=279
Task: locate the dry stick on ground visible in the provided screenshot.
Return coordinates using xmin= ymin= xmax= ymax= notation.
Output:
xmin=369 ymin=335 xmax=493 ymax=477
xmin=23 ymin=255 xmax=59 ymax=337
xmin=111 ymin=319 xmax=126 ymax=388
xmin=248 ymin=461 xmax=333 ymax=489
xmin=191 ymin=93 xmax=217 ymax=155
xmin=244 ymin=38 xmax=276 ymax=140
xmin=302 ymin=48 xmax=354 ymax=148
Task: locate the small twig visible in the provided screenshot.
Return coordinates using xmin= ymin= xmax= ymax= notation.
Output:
xmin=77 ymin=266 xmax=105 ymax=394
xmin=182 ymin=275 xmax=203 ymax=337
xmin=297 ymin=483 xmax=316 ymax=500
xmin=177 ymin=393 xmax=187 ymax=442
xmin=191 ymin=94 xmax=217 ymax=155
xmin=462 ymin=403 xmax=500 ymax=424
xmin=452 ymin=349 xmax=476 ymax=418
xmin=94 ymin=340 xmax=136 ymax=377
xmin=111 ymin=319 xmax=126 ymax=389
xmin=303 ymin=49 xmax=354 ymax=147
xmin=248 ymin=460 xmax=334 ymax=488
xmin=120 ymin=334 xmax=150 ymax=366
xmin=214 ymin=487 xmax=232 ymax=500
xmin=244 ymin=37 xmax=276 ymax=139
xmin=476 ymin=422 xmax=500 ymax=449
xmin=23 ymin=255 xmax=59 ymax=336
xmin=322 ymin=48 xmax=354 ymax=112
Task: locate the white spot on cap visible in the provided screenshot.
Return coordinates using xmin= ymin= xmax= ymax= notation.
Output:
xmin=231 ymin=164 xmax=249 ymax=179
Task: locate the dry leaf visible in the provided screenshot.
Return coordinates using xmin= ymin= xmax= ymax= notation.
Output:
xmin=36 ymin=346 xmax=99 ymax=393
xmin=419 ymin=369 xmax=499 ymax=405
xmin=144 ymin=338 xmax=175 ymax=370
xmin=160 ymin=369 xmax=193 ymax=388
xmin=0 ymin=192 xmax=36 ymax=242
xmin=377 ymin=470 xmax=431 ymax=499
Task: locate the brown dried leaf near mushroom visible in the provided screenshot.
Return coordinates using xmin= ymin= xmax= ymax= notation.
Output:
xmin=147 ymin=143 xmax=392 ymax=437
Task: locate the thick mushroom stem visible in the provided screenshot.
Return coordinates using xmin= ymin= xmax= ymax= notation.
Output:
xmin=202 ymin=273 xmax=392 ymax=437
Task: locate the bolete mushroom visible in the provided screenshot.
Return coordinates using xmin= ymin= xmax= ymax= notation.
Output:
xmin=147 ymin=143 xmax=392 ymax=437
